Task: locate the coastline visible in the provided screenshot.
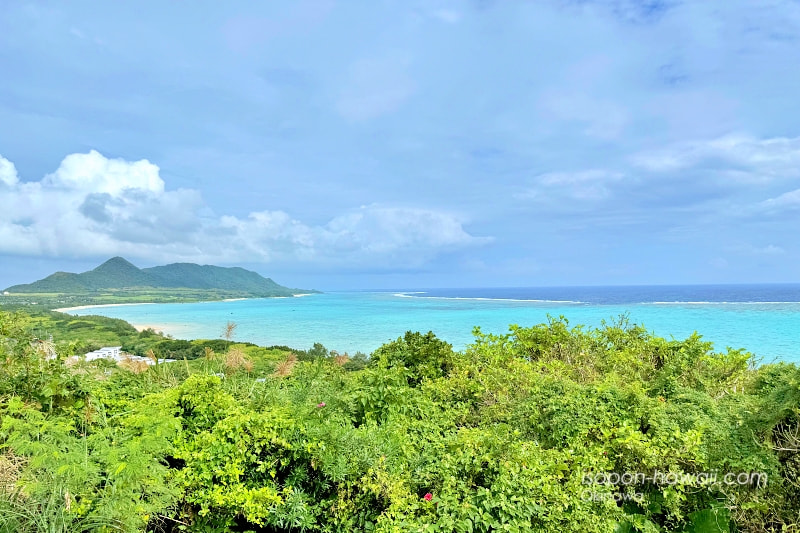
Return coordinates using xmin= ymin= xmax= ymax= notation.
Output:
xmin=55 ymin=293 xmax=315 ymax=313
xmin=49 ymin=289 xmax=800 ymax=361
xmin=54 ymin=302 xmax=156 ymax=313
xmin=131 ymin=323 xmax=172 ymax=333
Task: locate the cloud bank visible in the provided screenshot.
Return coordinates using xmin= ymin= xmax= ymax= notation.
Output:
xmin=0 ymin=151 xmax=488 ymax=267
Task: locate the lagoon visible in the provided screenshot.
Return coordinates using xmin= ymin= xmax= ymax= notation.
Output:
xmin=62 ymin=285 xmax=800 ymax=363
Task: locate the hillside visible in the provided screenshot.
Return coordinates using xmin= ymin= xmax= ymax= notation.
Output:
xmin=4 ymin=257 xmax=314 ymax=297
xmin=142 ymin=263 xmax=290 ymax=293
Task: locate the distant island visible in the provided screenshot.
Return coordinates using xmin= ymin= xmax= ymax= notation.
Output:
xmin=2 ymin=257 xmax=318 ymax=308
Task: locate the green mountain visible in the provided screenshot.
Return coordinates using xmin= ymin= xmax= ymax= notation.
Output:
xmin=86 ymin=257 xmax=163 ymax=288
xmin=4 ymin=257 xmax=314 ymax=297
xmin=142 ymin=263 xmax=290 ymax=293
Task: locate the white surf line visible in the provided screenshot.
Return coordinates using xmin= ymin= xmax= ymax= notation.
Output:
xmin=54 ymin=302 xmax=157 ymax=313
xmin=392 ymin=293 xmax=582 ymax=304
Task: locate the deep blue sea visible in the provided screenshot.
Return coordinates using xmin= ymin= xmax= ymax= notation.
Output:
xmin=64 ymin=285 xmax=800 ymax=363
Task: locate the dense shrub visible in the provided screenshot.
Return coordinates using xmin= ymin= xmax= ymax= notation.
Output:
xmin=1 ymin=310 xmax=799 ymax=531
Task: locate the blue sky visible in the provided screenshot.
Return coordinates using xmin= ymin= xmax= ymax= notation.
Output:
xmin=1 ymin=0 xmax=799 ymax=290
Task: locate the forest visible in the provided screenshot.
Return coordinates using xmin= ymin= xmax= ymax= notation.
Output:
xmin=1 ymin=309 xmax=799 ymax=532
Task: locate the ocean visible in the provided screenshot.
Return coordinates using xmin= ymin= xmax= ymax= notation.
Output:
xmin=64 ymin=285 xmax=800 ymax=363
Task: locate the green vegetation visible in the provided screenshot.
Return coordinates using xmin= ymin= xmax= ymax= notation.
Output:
xmin=0 ymin=289 xmax=278 ymax=311
xmin=2 ymin=310 xmax=799 ymax=532
xmin=2 ymin=257 xmax=318 ymax=307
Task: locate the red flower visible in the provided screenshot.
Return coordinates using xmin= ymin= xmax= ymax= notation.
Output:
xmin=423 ymin=493 xmax=433 ymax=501
xmin=316 ymin=402 xmax=326 ymax=408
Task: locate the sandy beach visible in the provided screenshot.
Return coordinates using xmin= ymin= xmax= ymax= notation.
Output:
xmin=53 ymin=302 xmax=156 ymax=313
xmin=54 ymin=295 xmax=312 ymax=313
xmin=131 ymin=323 xmax=172 ymax=333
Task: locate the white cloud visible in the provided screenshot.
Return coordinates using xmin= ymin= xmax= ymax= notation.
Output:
xmin=0 ymin=151 xmax=487 ymax=266
xmin=519 ymin=170 xmax=626 ymax=202
xmin=218 ymin=210 xmax=317 ymax=261
xmin=215 ymin=205 xmax=488 ymax=265
xmin=727 ymin=243 xmax=786 ymax=256
xmin=756 ymin=245 xmax=785 ymax=255
xmin=510 ymin=132 xmax=800 ymax=218
xmin=632 ymin=135 xmax=800 ymax=182
xmin=0 ymin=151 xmax=195 ymax=258
xmin=0 ymin=156 xmax=19 ymax=187
xmin=44 ymin=150 xmax=165 ymax=194
xmin=760 ymin=188 xmax=800 ymax=212
xmin=324 ymin=206 xmax=486 ymax=253
xmin=726 ymin=243 xmax=786 ymax=258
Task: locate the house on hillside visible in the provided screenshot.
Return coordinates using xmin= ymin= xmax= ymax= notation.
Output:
xmin=81 ymin=346 xmax=174 ymax=367
xmin=84 ymin=346 xmax=122 ymax=362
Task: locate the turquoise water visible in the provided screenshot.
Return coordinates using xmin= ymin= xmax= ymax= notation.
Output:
xmin=65 ymin=289 xmax=800 ymax=363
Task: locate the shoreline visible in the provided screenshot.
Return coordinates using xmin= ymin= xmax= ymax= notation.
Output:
xmin=54 ymin=302 xmax=156 ymax=313
xmin=131 ymin=323 xmax=173 ymax=333
xmin=54 ymin=293 xmax=316 ymax=313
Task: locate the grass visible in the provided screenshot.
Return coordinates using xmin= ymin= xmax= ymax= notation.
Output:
xmin=0 ymin=287 xmax=280 ymax=311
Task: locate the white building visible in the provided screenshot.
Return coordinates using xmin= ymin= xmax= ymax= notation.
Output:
xmin=81 ymin=346 xmax=174 ymax=366
xmin=84 ymin=346 xmax=122 ymax=362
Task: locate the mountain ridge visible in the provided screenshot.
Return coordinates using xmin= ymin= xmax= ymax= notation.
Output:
xmin=4 ymin=257 xmax=316 ymax=297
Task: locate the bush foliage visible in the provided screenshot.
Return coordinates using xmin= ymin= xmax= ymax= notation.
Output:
xmin=1 ymin=310 xmax=799 ymax=532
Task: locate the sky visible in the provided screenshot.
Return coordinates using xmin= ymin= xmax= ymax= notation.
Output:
xmin=1 ymin=0 xmax=799 ymax=290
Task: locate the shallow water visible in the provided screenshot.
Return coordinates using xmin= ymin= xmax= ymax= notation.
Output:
xmin=64 ymin=285 xmax=800 ymax=363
